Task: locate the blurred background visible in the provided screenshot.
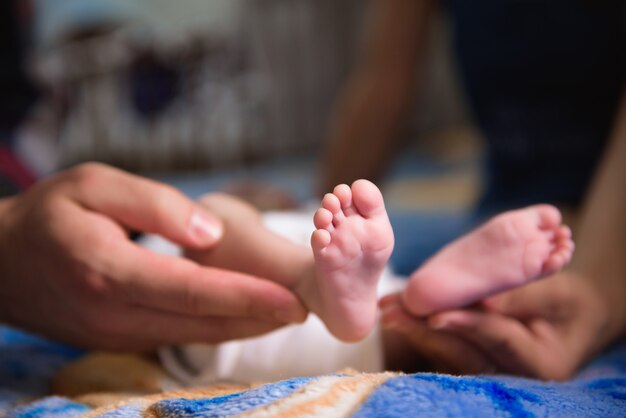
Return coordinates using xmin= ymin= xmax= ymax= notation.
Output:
xmin=4 ymin=0 xmax=624 ymax=275
xmin=1 ymin=0 xmax=487 ymax=273
xmin=7 ymin=1 xmax=479 ymax=177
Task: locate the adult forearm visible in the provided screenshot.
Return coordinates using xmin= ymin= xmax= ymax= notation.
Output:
xmin=318 ymin=74 xmax=416 ymax=194
xmin=316 ymin=0 xmax=436 ymax=196
xmin=571 ymin=90 xmax=626 ymax=346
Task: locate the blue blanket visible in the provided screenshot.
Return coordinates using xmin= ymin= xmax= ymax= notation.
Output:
xmin=1 ymin=325 xmax=625 ymax=417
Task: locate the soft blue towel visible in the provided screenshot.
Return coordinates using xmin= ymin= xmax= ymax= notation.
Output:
xmin=2 ymin=325 xmax=625 ymax=417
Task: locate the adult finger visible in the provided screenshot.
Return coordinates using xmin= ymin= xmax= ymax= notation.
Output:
xmin=107 ymin=240 xmax=308 ymax=323
xmin=430 ymin=309 xmax=571 ymax=380
xmin=67 ymin=163 xmax=223 ymax=248
xmin=57 ymin=200 xmax=307 ymax=324
xmin=92 ymin=305 xmax=285 ymax=350
xmin=380 ymin=294 xmax=495 ymax=374
xmin=482 ymin=274 xmax=576 ymax=322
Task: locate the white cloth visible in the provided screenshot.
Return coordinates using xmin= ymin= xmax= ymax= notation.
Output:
xmin=141 ymin=210 xmax=405 ymax=386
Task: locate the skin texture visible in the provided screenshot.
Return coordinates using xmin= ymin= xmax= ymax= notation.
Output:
xmin=186 ymin=180 xmax=394 ymax=342
xmin=403 ymin=204 xmax=574 ymax=316
xmin=323 ymin=0 xmax=626 ymax=380
xmin=380 ymin=91 xmax=626 ymax=381
xmin=318 ymin=0 xmax=435 ymax=195
xmin=309 ymin=181 xmax=394 ymax=341
xmin=0 ymin=163 xmax=307 ymax=351
xmin=381 ymin=271 xmax=607 ymax=380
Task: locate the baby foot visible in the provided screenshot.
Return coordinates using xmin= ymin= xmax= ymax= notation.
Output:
xmin=403 ymin=204 xmax=575 ymax=316
xmin=306 ymin=180 xmax=394 ymax=342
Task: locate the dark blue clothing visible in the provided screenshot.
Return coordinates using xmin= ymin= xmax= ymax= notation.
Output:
xmin=447 ymin=0 xmax=626 ymax=215
xmin=0 ymin=1 xmax=37 ymax=197
xmin=390 ymin=1 xmax=626 ymax=274
xmin=0 ymin=1 xmax=36 ymax=143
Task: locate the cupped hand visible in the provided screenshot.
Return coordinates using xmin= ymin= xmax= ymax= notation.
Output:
xmin=380 ymin=271 xmax=610 ymax=380
xmin=0 ymin=163 xmax=307 ymax=350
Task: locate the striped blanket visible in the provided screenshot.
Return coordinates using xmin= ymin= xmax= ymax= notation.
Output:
xmin=2 ymin=326 xmax=625 ymax=417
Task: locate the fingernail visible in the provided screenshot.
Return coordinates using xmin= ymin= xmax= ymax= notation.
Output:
xmin=190 ymin=210 xmax=223 ymax=244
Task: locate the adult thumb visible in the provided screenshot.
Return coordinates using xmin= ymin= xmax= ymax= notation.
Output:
xmin=69 ymin=163 xmax=223 ymax=248
xmin=482 ymin=272 xmax=576 ymax=322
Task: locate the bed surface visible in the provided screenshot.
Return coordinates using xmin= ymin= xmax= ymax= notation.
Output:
xmin=1 ymin=324 xmax=625 ymax=417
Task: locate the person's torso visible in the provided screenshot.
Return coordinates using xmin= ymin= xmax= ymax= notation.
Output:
xmin=446 ymin=0 xmax=626 ymax=214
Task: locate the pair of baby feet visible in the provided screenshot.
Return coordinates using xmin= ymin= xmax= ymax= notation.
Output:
xmin=310 ymin=180 xmax=574 ymax=341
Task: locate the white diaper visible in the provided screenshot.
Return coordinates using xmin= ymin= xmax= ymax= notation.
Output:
xmin=141 ymin=210 xmax=405 ymax=386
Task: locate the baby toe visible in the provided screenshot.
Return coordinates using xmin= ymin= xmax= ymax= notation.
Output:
xmin=314 ymin=208 xmax=334 ymax=230
xmin=542 ymin=252 xmax=567 ymax=275
xmin=351 ymin=179 xmax=385 ymax=218
xmin=532 ymin=204 xmax=562 ymax=230
xmin=542 ymin=242 xmax=574 ymax=275
xmin=333 ymin=183 xmax=356 ymax=216
xmin=322 ymin=193 xmax=342 ymax=215
xmin=311 ymin=229 xmax=331 ymax=253
xmin=556 ymin=225 xmax=572 ymax=240
xmin=557 ymin=239 xmax=575 ymax=258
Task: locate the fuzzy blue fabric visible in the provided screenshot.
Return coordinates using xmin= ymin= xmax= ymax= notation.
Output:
xmin=0 ymin=326 xmax=83 ymax=415
xmin=152 ymin=377 xmax=313 ymax=417
xmin=6 ymin=397 xmax=88 ymax=418
xmin=1 ymin=325 xmax=625 ymax=417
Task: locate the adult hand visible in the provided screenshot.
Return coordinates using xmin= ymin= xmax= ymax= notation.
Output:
xmin=0 ymin=163 xmax=307 ymax=351
xmin=380 ymin=271 xmax=610 ymax=380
